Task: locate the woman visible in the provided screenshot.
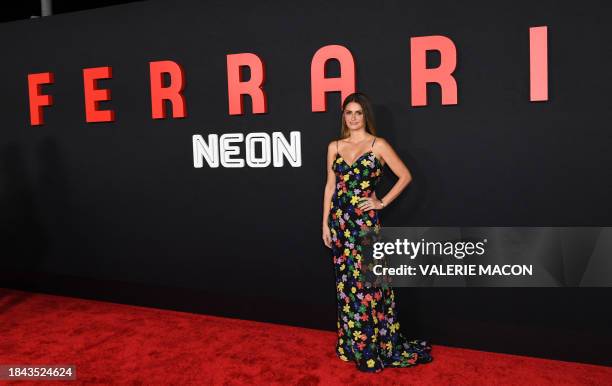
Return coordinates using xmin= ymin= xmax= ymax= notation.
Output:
xmin=321 ymin=92 xmax=433 ymax=373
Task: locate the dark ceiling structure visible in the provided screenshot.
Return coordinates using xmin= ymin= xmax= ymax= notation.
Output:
xmin=1 ymin=0 xmax=147 ymax=23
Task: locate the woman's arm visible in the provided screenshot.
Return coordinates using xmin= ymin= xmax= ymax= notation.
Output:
xmin=322 ymin=141 xmax=337 ymax=225
xmin=377 ymin=138 xmax=412 ymax=207
xmin=358 ymin=138 xmax=412 ymax=211
xmin=322 ymin=141 xmax=337 ymax=248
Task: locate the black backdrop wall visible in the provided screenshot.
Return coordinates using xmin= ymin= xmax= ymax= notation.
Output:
xmin=1 ymin=0 xmax=611 ymax=366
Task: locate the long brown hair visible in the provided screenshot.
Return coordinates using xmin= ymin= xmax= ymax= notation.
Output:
xmin=339 ymin=92 xmax=377 ymax=139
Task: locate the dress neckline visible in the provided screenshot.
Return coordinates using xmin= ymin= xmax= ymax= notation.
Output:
xmin=336 ymin=136 xmax=381 ymax=167
xmin=335 ymin=151 xmax=383 ymax=168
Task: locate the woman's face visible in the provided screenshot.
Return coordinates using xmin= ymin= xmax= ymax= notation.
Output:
xmin=343 ymin=102 xmax=365 ymax=131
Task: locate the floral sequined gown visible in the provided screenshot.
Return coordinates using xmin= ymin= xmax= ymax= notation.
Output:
xmin=328 ymin=143 xmax=433 ymax=373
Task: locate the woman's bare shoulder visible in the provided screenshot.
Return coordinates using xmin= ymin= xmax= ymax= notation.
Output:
xmin=373 ymin=136 xmax=391 ymax=148
xmin=327 ymin=139 xmax=341 ymax=150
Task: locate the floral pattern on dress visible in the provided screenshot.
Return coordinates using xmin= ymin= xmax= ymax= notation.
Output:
xmin=328 ymin=146 xmax=433 ymax=373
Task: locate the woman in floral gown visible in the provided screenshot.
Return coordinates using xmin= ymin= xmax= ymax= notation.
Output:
xmin=321 ymin=93 xmax=433 ymax=373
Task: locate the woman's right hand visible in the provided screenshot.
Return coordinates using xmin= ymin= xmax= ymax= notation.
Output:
xmin=322 ymin=223 xmax=332 ymax=249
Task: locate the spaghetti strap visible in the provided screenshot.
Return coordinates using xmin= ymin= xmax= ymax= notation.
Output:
xmin=336 ymin=140 xmax=339 ymax=153
xmin=371 ymin=136 xmax=377 ymax=149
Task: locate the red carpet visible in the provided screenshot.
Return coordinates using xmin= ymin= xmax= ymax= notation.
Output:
xmin=0 ymin=288 xmax=610 ymax=385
